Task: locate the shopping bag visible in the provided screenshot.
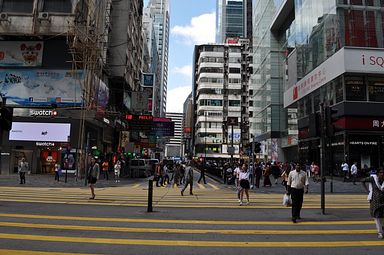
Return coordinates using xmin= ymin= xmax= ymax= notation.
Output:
xmin=283 ymin=194 xmax=292 ymax=207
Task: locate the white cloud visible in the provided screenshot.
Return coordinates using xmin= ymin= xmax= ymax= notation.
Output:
xmin=171 ymin=12 xmax=216 ymax=45
xmin=173 ymin=65 xmax=192 ymax=78
xmin=166 ymin=86 xmax=192 ymax=113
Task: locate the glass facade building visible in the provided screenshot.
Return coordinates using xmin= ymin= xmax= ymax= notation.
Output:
xmin=216 ymin=0 xmax=244 ymax=43
xmin=281 ymin=0 xmax=384 ymax=173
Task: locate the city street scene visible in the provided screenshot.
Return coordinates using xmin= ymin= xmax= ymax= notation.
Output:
xmin=1 ymin=0 xmax=384 ymax=254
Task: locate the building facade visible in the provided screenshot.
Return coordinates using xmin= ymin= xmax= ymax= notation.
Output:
xmin=147 ymin=0 xmax=170 ymax=117
xmin=182 ymin=93 xmax=194 ymax=158
xmin=250 ymin=0 xmax=297 ymax=163
xmin=282 ymin=0 xmax=384 ymax=174
xmin=0 ymin=0 xmax=115 ymax=175
xmin=165 ymin=112 xmax=183 ymax=158
xmin=216 ymin=0 xmax=244 ymax=43
xmin=193 ymin=43 xmax=249 ymax=160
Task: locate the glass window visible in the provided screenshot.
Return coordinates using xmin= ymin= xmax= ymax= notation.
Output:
xmin=368 ymin=79 xmax=384 ymax=102
xmin=43 ymin=0 xmax=72 ymax=12
xmin=335 ymin=77 xmax=343 ymax=103
xmin=229 ymin=100 xmax=240 ymax=106
xmin=345 ymin=76 xmax=366 ymax=101
xmin=2 ymin=0 xmax=33 ymax=12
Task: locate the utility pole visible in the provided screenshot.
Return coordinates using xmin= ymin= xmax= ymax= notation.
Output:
xmin=320 ymin=103 xmax=326 ymax=215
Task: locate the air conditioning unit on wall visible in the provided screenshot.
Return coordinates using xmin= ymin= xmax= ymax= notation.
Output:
xmin=0 ymin=13 xmax=9 ymax=22
xmin=38 ymin=12 xmax=50 ymax=21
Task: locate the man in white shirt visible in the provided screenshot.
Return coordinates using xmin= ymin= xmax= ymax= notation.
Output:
xmin=341 ymin=162 xmax=349 ymax=182
xmin=287 ymin=164 xmax=309 ymax=223
xmin=351 ymin=162 xmax=358 ymax=185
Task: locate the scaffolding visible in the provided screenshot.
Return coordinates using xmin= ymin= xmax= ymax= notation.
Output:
xmin=66 ymin=0 xmax=112 ymax=178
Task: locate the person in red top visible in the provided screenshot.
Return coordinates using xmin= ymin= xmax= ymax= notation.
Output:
xmin=310 ymin=162 xmax=320 ymax=182
xmin=101 ymin=159 xmax=109 ymax=180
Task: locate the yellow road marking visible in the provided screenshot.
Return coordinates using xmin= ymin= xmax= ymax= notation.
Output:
xmin=0 ymin=213 xmax=373 ymax=225
xmin=0 ymin=221 xmax=376 ymax=235
xmin=0 ymin=233 xmax=383 ymax=247
xmin=196 ymin=183 xmax=206 ymax=189
xmin=0 ymin=249 xmax=101 ymax=255
xmin=0 ymin=197 xmax=369 ymax=209
xmin=208 ymin=183 xmax=220 ymax=190
xmin=131 ymin=184 xmax=140 ymax=189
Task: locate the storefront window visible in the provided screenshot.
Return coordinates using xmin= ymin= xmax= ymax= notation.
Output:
xmin=368 ymin=79 xmax=384 ymax=102
xmin=335 ymin=77 xmax=344 ymax=103
xmin=345 ymin=76 xmax=366 ymax=101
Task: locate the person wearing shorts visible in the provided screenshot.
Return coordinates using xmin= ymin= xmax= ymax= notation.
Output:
xmin=239 ymin=163 xmax=250 ymax=205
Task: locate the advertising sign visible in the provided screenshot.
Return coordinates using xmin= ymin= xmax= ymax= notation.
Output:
xmin=0 ymin=69 xmax=83 ymax=107
xmin=0 ymin=41 xmax=44 ymax=67
xmin=142 ymin=73 xmax=155 ymax=87
xmin=9 ymin=122 xmax=71 ymax=142
xmin=284 ymin=47 xmax=384 ymax=108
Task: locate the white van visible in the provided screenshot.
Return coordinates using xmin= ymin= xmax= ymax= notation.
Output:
xmin=129 ymin=159 xmax=147 ymax=178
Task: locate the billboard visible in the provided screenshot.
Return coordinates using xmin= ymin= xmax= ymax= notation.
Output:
xmin=0 ymin=41 xmax=44 ymax=67
xmin=142 ymin=73 xmax=155 ymax=87
xmin=0 ymin=69 xmax=83 ymax=107
xmin=9 ymin=122 xmax=71 ymax=142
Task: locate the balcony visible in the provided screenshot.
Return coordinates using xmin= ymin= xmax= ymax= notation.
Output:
xmin=0 ymin=13 xmax=75 ymax=35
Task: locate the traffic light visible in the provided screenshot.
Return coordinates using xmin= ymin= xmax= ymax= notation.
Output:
xmin=254 ymin=142 xmax=261 ymax=153
xmin=325 ymin=106 xmax=338 ymax=137
xmin=0 ymin=106 xmax=13 ymax=131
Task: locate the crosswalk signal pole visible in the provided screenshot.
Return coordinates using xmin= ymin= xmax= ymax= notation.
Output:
xmin=320 ymin=103 xmax=326 ymax=215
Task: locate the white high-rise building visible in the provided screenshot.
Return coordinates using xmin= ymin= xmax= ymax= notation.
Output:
xmin=193 ymin=43 xmax=249 ymax=160
xmin=147 ymin=0 xmax=170 ymax=117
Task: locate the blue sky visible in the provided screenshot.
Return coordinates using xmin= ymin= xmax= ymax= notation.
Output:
xmin=145 ymin=0 xmax=217 ymax=113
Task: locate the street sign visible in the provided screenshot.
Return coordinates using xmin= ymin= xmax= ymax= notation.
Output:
xmin=227 ymin=117 xmax=238 ymax=126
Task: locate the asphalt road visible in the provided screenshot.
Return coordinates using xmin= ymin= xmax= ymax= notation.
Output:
xmin=0 ymin=170 xmax=381 ymax=255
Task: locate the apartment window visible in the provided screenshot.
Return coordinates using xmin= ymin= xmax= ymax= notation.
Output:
xmin=229 ymin=68 xmax=240 ymax=73
xmin=345 ymin=76 xmax=366 ymax=101
xmin=43 ymin=0 xmax=72 ymax=12
xmin=229 ymin=100 xmax=240 ymax=107
xmin=2 ymin=0 xmax=33 ymax=12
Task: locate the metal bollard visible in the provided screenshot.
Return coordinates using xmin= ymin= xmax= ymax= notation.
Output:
xmin=147 ymin=179 xmax=153 ymax=212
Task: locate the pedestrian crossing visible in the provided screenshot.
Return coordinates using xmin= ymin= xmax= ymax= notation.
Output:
xmin=0 ymin=212 xmax=382 ymax=254
xmin=0 ymin=185 xmax=369 ymax=209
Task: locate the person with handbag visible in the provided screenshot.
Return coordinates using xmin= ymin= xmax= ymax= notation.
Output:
xmin=287 ymin=164 xmax=309 ymax=223
xmin=88 ymin=156 xmax=100 ymax=199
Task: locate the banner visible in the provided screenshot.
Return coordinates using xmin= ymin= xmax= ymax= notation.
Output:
xmin=0 ymin=69 xmax=83 ymax=106
xmin=0 ymin=41 xmax=44 ymax=67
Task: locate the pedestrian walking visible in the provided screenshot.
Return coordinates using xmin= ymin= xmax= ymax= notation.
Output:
xmin=287 ymin=164 xmax=309 ymax=223
xmin=341 ymin=162 xmax=349 ymax=181
xmin=87 ymin=157 xmax=100 ymax=199
xmin=351 ymin=162 xmax=358 ymax=185
xmin=114 ymin=160 xmax=121 ymax=183
xmin=155 ymin=161 xmax=164 ymax=187
xmin=254 ymin=162 xmax=262 ymax=188
xmin=262 ymin=163 xmax=272 ymax=187
xmin=18 ymin=157 xmax=29 ymax=184
xmin=362 ymin=168 xmax=384 ymax=239
xmin=239 ymin=164 xmax=250 ymax=205
xmin=271 ymin=162 xmax=281 ymax=184
xmin=198 ymin=163 xmax=207 ymax=184
xmin=281 ymin=166 xmax=290 ymax=192
xmin=181 ymin=162 xmax=194 ymax=196
xmin=233 ymin=164 xmax=241 ymax=201
xmin=311 ymin=162 xmax=320 ymax=182
xmin=102 ymin=159 xmax=109 ymax=180
xmin=54 ymin=162 xmax=61 ymax=182
xmin=248 ymin=163 xmax=254 ymax=188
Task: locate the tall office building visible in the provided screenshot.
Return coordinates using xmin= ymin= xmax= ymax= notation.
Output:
xmin=216 ymin=0 xmax=244 ymax=43
xmin=147 ymin=0 xmax=170 ymax=117
xmin=250 ymin=0 xmax=296 ymax=162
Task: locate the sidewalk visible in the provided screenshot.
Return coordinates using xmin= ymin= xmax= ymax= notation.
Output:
xmin=0 ymin=173 xmax=140 ymax=188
